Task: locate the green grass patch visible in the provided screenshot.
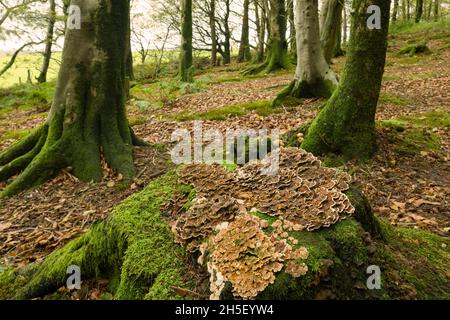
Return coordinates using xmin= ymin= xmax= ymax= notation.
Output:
xmin=389 ymin=18 xmax=450 ymax=36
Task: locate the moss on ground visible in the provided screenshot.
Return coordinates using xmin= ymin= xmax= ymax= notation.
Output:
xmin=379 ymin=111 xmax=448 ymax=155
xmin=378 ymin=93 xmax=411 ymax=106
xmin=173 ymin=100 xmax=280 ymax=122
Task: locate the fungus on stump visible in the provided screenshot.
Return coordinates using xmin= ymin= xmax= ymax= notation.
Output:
xmin=0 ymin=0 xmax=143 ymax=198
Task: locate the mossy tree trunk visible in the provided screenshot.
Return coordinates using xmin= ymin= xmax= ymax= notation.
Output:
xmin=243 ymin=0 xmax=289 ymax=74
xmin=301 ymin=0 xmax=391 ymax=159
xmin=320 ymin=0 xmax=343 ymax=63
xmin=37 ymin=0 xmax=56 ymax=84
xmin=180 ymin=0 xmax=193 ymax=82
xmin=237 ymin=0 xmax=252 ymax=62
xmin=0 ymin=0 xmax=140 ymax=198
xmin=415 ymin=0 xmax=423 ymax=22
xmin=272 ymin=0 xmax=337 ymax=105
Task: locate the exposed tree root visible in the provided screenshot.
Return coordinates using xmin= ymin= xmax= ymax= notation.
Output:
xmin=272 ymin=78 xmax=335 ymax=107
xmin=0 ymin=118 xmax=147 ymax=198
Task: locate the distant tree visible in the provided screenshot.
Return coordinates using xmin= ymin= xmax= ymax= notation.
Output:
xmin=392 ymin=0 xmax=399 ymax=22
xmin=287 ymin=0 xmax=296 ymax=56
xmin=180 ymin=0 xmax=193 ymax=81
xmin=273 ymin=0 xmax=337 ymax=104
xmin=37 ymin=0 xmax=56 ymax=83
xmin=237 ymin=0 xmax=252 ymax=62
xmin=209 ymin=0 xmax=217 ymax=66
xmin=433 ymin=0 xmax=439 ymax=21
xmin=253 ymin=0 xmax=266 ymax=62
xmin=244 ymin=0 xmax=289 ymax=74
xmin=0 ymin=0 xmax=144 ymax=198
xmin=320 ymin=0 xmax=343 ymax=63
xmin=301 ymin=0 xmax=391 ymax=160
xmin=415 ymin=0 xmax=423 ymax=22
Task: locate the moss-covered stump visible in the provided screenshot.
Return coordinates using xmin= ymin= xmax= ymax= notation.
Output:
xmin=1 ymin=155 xmax=449 ymax=300
xmin=398 ymin=43 xmax=431 ymax=56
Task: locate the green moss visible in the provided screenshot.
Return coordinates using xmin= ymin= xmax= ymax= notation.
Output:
xmin=380 ymin=111 xmax=449 ymax=155
xmin=378 ymin=119 xmax=407 ymax=131
xmin=173 ymin=100 xmax=278 ymax=122
xmin=378 ymin=93 xmax=411 ymax=106
xmin=2 ymin=128 xmax=34 ymax=140
xmin=128 ymin=115 xmax=148 ymax=127
xmin=395 ymin=111 xmax=450 ymax=129
xmin=0 ymin=171 xmax=194 ymax=300
xmin=321 ymin=154 xmax=346 ymax=167
xmin=398 ymin=43 xmax=431 ymax=56
xmin=395 ymin=128 xmax=440 ymax=155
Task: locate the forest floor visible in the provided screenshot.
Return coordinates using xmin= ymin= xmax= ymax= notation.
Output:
xmin=0 ymin=24 xmax=449 ymax=275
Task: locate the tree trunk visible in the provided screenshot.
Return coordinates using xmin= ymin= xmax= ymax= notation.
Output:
xmin=37 ymin=0 xmax=56 ymax=84
xmin=237 ymin=0 xmax=252 ymax=62
xmin=415 ymin=0 xmax=423 ymax=22
xmin=287 ymin=0 xmax=296 ymax=57
xmin=401 ymin=0 xmax=406 ymax=19
xmin=406 ymin=0 xmax=411 ymax=20
xmin=210 ymin=0 xmax=217 ymax=66
xmin=301 ymin=0 xmax=391 ymax=159
xmin=273 ymin=0 xmax=337 ymax=104
xmin=320 ymin=0 xmax=330 ymax=30
xmin=243 ymin=0 xmax=289 ymax=74
xmin=254 ymin=0 xmax=266 ymax=62
xmin=320 ymin=0 xmax=343 ymax=64
xmin=333 ymin=23 xmax=343 ymax=57
xmin=0 ymin=0 xmax=141 ymax=198
xmin=180 ymin=0 xmax=193 ymax=82
xmin=433 ymin=0 xmax=439 ymax=21
xmin=342 ymin=4 xmax=347 ymax=45
xmin=392 ymin=0 xmax=399 ymax=23
xmin=222 ymin=0 xmax=232 ymax=64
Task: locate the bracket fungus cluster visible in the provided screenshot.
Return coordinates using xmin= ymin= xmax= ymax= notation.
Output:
xmin=167 ymin=147 xmax=355 ymax=299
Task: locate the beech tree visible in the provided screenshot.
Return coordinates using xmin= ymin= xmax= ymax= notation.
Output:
xmin=301 ymin=0 xmax=391 ymax=159
xmin=273 ymin=0 xmax=337 ymax=105
xmin=0 ymin=0 xmax=144 ymax=198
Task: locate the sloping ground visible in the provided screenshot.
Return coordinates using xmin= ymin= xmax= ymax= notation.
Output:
xmin=0 ymin=24 xmax=449 ymax=275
